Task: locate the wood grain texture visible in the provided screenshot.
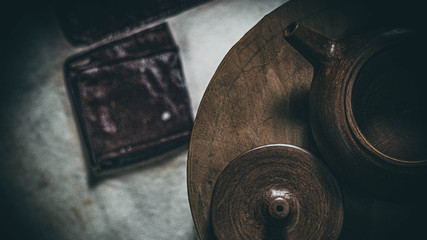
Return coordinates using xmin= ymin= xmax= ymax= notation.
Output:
xmin=188 ymin=0 xmax=427 ymax=239
xmin=211 ymin=144 xmax=343 ymax=240
xmin=187 ymin=0 xmax=370 ymax=239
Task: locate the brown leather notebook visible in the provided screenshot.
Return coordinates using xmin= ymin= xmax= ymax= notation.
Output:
xmin=56 ymin=0 xmax=211 ymax=45
xmin=64 ymin=23 xmax=193 ymax=175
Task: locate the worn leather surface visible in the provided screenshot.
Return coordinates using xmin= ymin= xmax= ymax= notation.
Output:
xmin=65 ymin=23 xmax=193 ymax=175
xmin=56 ymin=0 xmax=211 ymax=45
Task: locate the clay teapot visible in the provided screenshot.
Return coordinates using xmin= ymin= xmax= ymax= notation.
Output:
xmin=284 ymin=21 xmax=427 ymax=199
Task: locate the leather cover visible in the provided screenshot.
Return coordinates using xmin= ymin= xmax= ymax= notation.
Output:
xmin=56 ymin=0 xmax=211 ymax=45
xmin=64 ymin=23 xmax=193 ymax=175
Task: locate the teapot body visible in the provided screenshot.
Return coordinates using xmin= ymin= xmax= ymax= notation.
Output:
xmin=285 ymin=22 xmax=427 ymax=198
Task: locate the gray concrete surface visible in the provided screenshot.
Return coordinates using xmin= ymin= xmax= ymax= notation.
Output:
xmin=0 ymin=0 xmax=288 ymax=239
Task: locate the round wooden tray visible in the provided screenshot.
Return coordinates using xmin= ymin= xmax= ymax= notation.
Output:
xmin=187 ymin=0 xmax=426 ymax=239
xmin=188 ymin=1 xmax=369 ymax=238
